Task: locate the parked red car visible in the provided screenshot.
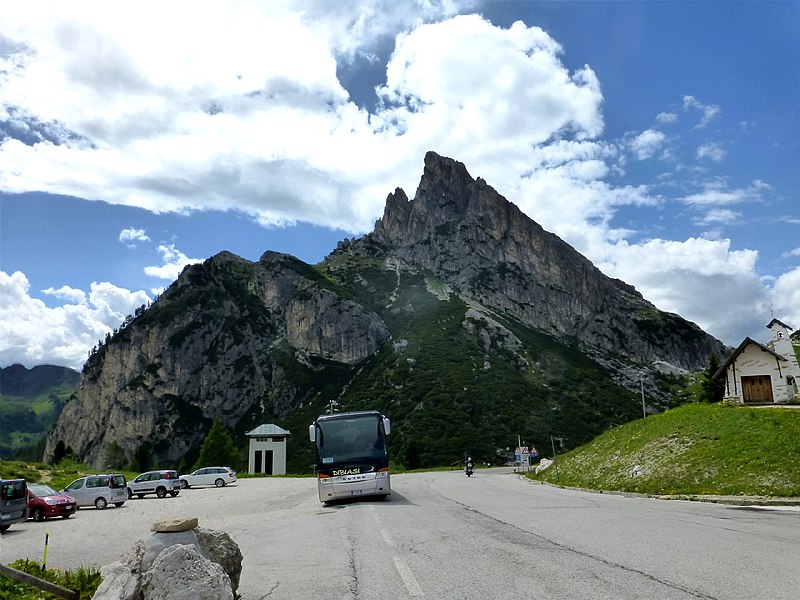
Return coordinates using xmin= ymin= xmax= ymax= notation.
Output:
xmin=26 ymin=484 xmax=77 ymax=521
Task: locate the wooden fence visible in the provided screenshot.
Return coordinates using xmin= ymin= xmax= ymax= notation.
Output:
xmin=0 ymin=563 xmax=80 ymax=599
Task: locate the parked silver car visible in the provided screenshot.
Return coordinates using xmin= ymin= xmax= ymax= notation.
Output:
xmin=127 ymin=470 xmax=181 ymax=499
xmin=62 ymin=474 xmax=127 ymax=509
xmin=179 ymin=466 xmax=237 ymax=489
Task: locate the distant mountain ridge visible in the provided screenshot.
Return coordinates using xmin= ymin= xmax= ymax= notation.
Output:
xmin=0 ymin=363 xmax=79 ymax=459
xmin=43 ymin=152 xmax=725 ymax=472
xmin=0 ymin=363 xmax=79 ymax=396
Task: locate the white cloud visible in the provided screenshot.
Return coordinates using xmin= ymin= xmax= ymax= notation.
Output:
xmin=770 ymin=267 xmax=800 ymax=333
xmin=682 ymin=179 xmax=767 ymax=207
xmin=143 ymin=244 xmax=205 ymax=281
xmin=0 ymin=8 xmax=604 ymax=233
xmin=656 ymin=112 xmax=678 ymax=124
xmin=597 ymin=238 xmax=771 ymax=345
xmin=697 ymin=208 xmax=740 ymax=225
xmin=696 ymin=142 xmax=726 ymax=163
xmin=119 ymin=227 xmax=150 ymax=245
xmin=377 ymin=16 xmax=603 ymax=145
xmin=683 ymin=95 xmax=721 ymax=129
xmin=42 ymin=285 xmax=87 ymax=305
xmin=0 ymin=271 xmax=150 ymax=370
xmin=629 ymin=129 xmax=666 ymax=160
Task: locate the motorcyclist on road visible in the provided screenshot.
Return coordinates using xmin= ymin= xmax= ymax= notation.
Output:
xmin=465 ymin=456 xmax=474 ymax=476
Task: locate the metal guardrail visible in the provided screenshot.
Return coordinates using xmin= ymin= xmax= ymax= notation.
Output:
xmin=0 ymin=563 xmax=80 ymax=600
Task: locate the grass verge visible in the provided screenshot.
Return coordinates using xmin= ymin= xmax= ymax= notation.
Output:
xmin=529 ymin=403 xmax=800 ymax=497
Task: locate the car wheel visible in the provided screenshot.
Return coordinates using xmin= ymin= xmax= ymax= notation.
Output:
xmin=61 ymin=514 xmax=71 ymax=519
xmin=169 ymin=491 xmax=179 ymax=497
xmin=127 ymin=488 xmax=133 ymax=500
xmin=114 ymin=502 xmax=125 ymax=507
xmin=0 ymin=524 xmax=10 ymax=532
xmin=95 ymin=497 xmax=108 ymax=510
xmin=33 ymin=508 xmax=45 ymax=522
xmin=180 ymin=480 xmax=188 ymax=489
xmin=215 ymin=478 xmax=225 ymax=487
xmin=156 ymin=486 xmax=167 ymax=499
xmin=137 ymin=494 xmax=145 ymax=499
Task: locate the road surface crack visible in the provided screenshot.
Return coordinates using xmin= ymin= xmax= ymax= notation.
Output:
xmin=344 ymin=533 xmax=359 ymax=598
xmin=258 ymin=581 xmax=279 ymax=598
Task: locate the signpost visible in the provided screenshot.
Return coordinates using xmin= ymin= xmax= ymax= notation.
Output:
xmin=513 ymin=445 xmax=539 ymax=472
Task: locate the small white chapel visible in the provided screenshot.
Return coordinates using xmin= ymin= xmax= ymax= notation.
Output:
xmin=715 ymin=319 xmax=800 ymax=404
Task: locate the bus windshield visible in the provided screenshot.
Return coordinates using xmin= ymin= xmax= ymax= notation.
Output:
xmin=316 ymin=414 xmax=387 ymax=466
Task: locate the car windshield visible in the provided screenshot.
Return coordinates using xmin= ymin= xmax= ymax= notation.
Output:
xmin=29 ymin=484 xmax=58 ymax=497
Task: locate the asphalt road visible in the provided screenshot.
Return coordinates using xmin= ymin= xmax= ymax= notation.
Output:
xmin=1 ymin=469 xmax=798 ymax=599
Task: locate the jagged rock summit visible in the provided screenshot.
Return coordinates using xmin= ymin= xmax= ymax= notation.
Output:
xmin=350 ymin=151 xmax=723 ymax=370
xmin=44 ymin=151 xmax=725 ymax=471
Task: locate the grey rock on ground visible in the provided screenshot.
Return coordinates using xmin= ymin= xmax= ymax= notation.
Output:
xmin=93 ymin=521 xmax=242 ymax=600
xmin=141 ymin=544 xmax=233 ymax=600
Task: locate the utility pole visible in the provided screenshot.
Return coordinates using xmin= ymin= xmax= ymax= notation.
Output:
xmin=550 ymin=435 xmax=562 ymax=483
xmin=640 ymin=372 xmax=646 ymax=418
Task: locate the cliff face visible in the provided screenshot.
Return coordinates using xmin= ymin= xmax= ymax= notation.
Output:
xmin=45 ymin=251 xmax=389 ymax=468
xmin=365 ymin=151 xmax=723 ymax=370
xmin=45 ymin=151 xmax=726 ymax=471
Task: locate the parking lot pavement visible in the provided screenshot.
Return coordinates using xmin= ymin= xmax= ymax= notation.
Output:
xmin=0 ymin=477 xmax=318 ymax=574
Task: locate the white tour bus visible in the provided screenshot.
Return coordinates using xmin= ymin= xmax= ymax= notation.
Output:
xmin=309 ymin=410 xmax=391 ymax=503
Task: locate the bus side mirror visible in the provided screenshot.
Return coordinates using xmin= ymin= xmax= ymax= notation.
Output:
xmin=383 ymin=418 xmax=391 ymax=435
xmin=309 ymin=425 xmax=316 ymax=442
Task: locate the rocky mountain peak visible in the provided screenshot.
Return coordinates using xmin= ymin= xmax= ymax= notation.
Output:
xmin=374 ymin=151 xmax=501 ymax=246
xmin=362 ymin=151 xmax=723 ymax=370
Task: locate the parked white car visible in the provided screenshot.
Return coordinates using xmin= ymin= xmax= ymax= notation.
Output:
xmin=179 ymin=467 xmax=237 ymax=489
xmin=127 ymin=470 xmax=181 ymax=499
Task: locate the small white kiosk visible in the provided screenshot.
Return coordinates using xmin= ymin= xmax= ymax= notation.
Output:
xmin=245 ymin=424 xmax=291 ymax=475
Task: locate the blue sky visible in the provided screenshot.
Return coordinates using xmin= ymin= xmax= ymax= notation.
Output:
xmin=1 ymin=1 xmax=798 ymax=370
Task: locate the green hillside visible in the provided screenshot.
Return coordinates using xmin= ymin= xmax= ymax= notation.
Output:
xmin=0 ymin=364 xmax=78 ymax=460
xmin=529 ymin=402 xmax=800 ymax=497
xmin=262 ymin=260 xmax=644 ymax=473
xmin=0 ymin=389 xmax=71 ymax=459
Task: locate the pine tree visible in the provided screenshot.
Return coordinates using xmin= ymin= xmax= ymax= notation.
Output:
xmin=194 ymin=419 xmax=240 ymax=470
xmin=698 ymin=352 xmax=725 ymax=403
xmin=105 ymin=441 xmax=125 ymax=470
xmin=127 ymin=442 xmax=152 ymax=472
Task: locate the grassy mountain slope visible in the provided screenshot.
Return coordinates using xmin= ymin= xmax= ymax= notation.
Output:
xmin=271 ymin=258 xmax=644 ymax=473
xmin=530 ymin=403 xmax=800 ymax=497
xmin=0 ymin=365 xmax=79 ymax=460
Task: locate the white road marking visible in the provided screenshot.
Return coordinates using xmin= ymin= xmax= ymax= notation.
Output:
xmin=371 ymin=506 xmax=421 ymax=593
xmin=393 ymin=556 xmax=424 ymax=596
xmin=369 ymin=505 xmax=381 ymax=523
xmin=379 ymin=528 xmax=396 ymax=548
